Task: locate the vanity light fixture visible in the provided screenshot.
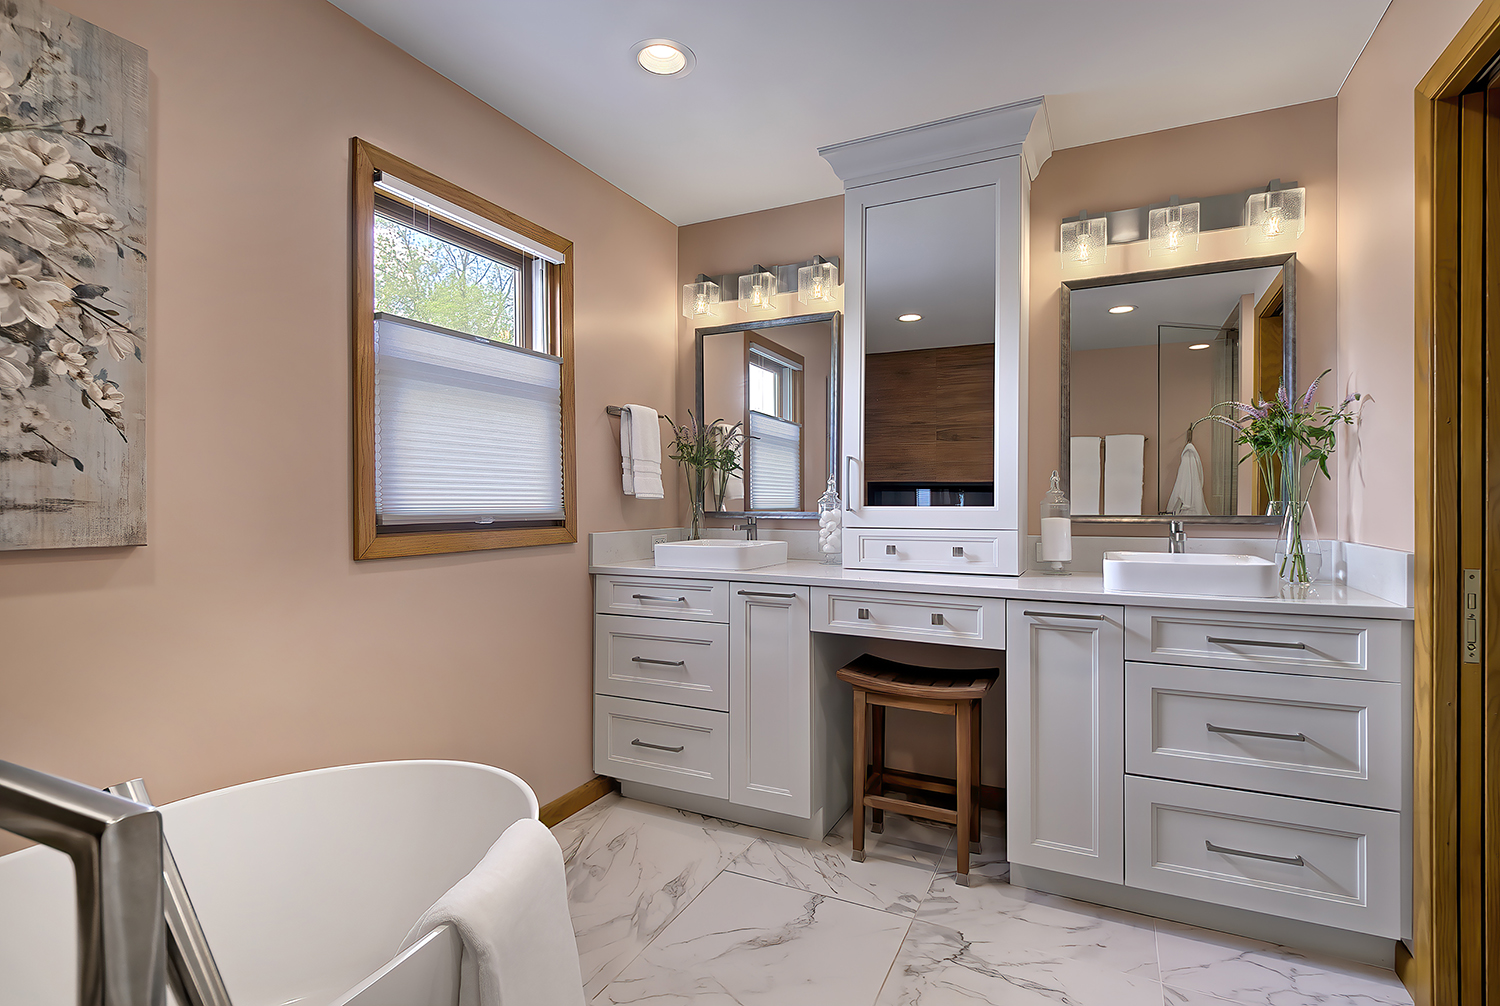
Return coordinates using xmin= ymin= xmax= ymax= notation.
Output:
xmin=1188 ymin=343 xmax=1212 ymax=351
xmin=797 ymin=256 xmax=839 ymax=305
xmin=682 ymin=274 xmax=721 ymax=319
xmin=633 ymin=38 xmax=695 ymax=77
xmin=1060 ymin=214 xmax=1108 ymax=267
xmin=1245 ymin=182 xmax=1305 ymax=244
xmin=1108 ymin=305 xmax=1135 ymax=315
xmin=739 ymin=266 xmax=779 ymax=313
xmin=1148 ymin=199 xmax=1200 ymax=257
xmin=898 ymin=313 xmax=923 ymax=322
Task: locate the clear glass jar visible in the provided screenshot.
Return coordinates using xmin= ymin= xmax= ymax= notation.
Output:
xmin=1038 ymin=470 xmax=1071 ymax=575
xmin=816 ymin=476 xmax=842 ymax=565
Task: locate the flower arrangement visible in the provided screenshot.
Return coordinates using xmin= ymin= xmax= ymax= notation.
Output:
xmin=664 ymin=412 xmax=743 ymax=537
xmin=1206 ymin=369 xmax=1359 ymax=586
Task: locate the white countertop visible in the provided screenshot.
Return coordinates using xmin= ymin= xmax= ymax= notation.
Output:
xmin=589 ymin=558 xmax=1413 ymax=620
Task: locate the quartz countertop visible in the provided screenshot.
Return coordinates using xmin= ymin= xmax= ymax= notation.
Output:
xmin=589 ymin=557 xmax=1413 ymax=620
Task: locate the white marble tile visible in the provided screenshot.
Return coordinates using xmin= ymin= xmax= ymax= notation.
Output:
xmin=552 ymin=792 xmax=623 ymax=866
xmin=1157 ymin=920 xmax=1413 ymax=1006
xmin=930 ymin=807 xmax=1008 ymax=884
xmin=877 ymin=919 xmax=1168 ymax=1006
xmin=726 ymin=809 xmax=952 ymax=915
xmin=595 ymin=870 xmax=912 ymax=1005
xmin=917 ymin=871 xmax=1159 ymax=982
xmin=561 ymin=797 xmax=766 ymax=998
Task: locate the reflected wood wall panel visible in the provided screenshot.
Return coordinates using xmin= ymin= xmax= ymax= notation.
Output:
xmin=864 ymin=344 xmax=994 ymax=483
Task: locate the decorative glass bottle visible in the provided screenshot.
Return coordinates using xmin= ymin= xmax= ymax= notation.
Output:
xmin=817 ymin=476 xmax=842 ymax=565
xmin=1039 ymin=470 xmax=1072 ymax=575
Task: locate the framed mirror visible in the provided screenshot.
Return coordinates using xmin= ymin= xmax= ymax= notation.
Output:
xmin=695 ymin=311 xmax=840 ymax=519
xmin=1060 ymin=254 xmax=1295 ymax=523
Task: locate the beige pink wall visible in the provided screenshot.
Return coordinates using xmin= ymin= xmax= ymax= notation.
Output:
xmin=0 ymin=0 xmax=679 ymax=836
xmin=1337 ymin=0 xmax=1483 ymax=551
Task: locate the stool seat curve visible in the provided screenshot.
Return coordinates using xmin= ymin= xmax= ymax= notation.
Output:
xmin=835 ymin=654 xmax=999 ymax=701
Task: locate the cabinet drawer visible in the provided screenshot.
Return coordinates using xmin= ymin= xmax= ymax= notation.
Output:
xmin=1125 ymin=777 xmax=1401 ymax=937
xmin=594 ymin=614 xmax=728 ymax=711
xmin=846 ymin=529 xmax=1020 ymax=576
xmin=594 ymin=575 xmax=729 ymax=623
xmin=1125 ymin=608 xmax=1404 ymax=681
xmin=811 ymin=586 xmax=1006 ymax=649
xmin=1125 ymin=663 xmax=1401 ymax=809
xmin=594 ymin=695 xmax=728 ymax=799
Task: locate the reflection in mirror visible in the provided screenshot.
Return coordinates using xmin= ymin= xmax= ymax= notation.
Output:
xmin=697 ymin=313 xmax=839 ymax=515
xmin=863 ymin=185 xmax=996 ymax=507
xmin=1064 ymin=259 xmax=1290 ymax=519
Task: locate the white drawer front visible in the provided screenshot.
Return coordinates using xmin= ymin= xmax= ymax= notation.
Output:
xmin=595 ymin=614 xmax=729 ymax=712
xmin=846 ymin=529 xmax=1020 ymax=576
xmin=594 ymin=695 xmax=728 ymax=799
xmin=1125 ymin=608 xmax=1404 ymax=682
xmin=1125 ymin=777 xmax=1401 ymax=937
xmin=1125 ymin=663 xmax=1402 ymax=809
xmin=811 ymin=586 xmax=1006 ymax=649
xmin=594 ymin=575 xmax=729 ymax=623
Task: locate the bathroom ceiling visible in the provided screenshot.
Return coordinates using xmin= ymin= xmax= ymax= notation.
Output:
xmin=330 ymin=1 xmax=1390 ymax=226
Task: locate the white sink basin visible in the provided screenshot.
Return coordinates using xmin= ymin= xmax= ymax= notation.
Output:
xmin=1102 ymin=551 xmax=1278 ymax=598
xmin=654 ymin=538 xmax=789 ymax=570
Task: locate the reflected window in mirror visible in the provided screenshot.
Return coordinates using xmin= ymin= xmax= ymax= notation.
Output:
xmin=746 ymin=336 xmax=804 ymax=511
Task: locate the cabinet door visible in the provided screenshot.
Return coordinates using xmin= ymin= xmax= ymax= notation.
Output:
xmin=1007 ymin=601 xmax=1126 ymax=882
xmin=729 ymin=584 xmax=812 ymax=817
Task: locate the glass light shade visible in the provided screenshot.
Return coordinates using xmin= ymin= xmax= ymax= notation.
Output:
xmin=1060 ymin=217 xmax=1108 ymax=266
xmin=1245 ymin=187 xmax=1306 ymax=244
xmin=797 ymin=260 xmax=838 ymax=305
xmin=739 ymin=269 xmax=779 ymax=313
xmin=682 ymin=278 xmax=720 ymax=319
xmin=1148 ymin=202 xmax=1200 ymax=256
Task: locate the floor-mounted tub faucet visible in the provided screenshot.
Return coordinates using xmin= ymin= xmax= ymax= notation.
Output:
xmin=1169 ymin=520 xmax=1187 ymax=554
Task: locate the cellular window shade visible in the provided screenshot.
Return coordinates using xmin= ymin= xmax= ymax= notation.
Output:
xmin=748 ymin=411 xmax=801 ymax=511
xmin=374 ymin=313 xmax=563 ymax=525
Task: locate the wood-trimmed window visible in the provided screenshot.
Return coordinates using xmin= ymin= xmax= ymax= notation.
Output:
xmin=351 ymin=138 xmax=576 ymax=559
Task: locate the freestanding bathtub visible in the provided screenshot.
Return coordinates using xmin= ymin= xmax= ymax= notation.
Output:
xmin=0 ymin=760 xmax=540 ymax=1006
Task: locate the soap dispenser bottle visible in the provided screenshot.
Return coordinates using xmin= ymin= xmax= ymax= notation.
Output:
xmin=1039 ymin=470 xmax=1072 ymax=575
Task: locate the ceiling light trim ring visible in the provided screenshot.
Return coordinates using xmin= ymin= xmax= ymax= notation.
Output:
xmin=632 ymin=38 xmax=695 ymax=77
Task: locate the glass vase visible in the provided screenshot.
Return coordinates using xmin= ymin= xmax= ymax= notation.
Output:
xmin=684 ymin=464 xmax=707 ymax=539
xmin=689 ymin=500 xmax=704 ymax=540
xmin=1273 ymin=450 xmax=1322 ymax=592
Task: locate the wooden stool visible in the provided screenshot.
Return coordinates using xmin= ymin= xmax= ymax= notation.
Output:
xmin=836 ymin=654 xmax=999 ymax=885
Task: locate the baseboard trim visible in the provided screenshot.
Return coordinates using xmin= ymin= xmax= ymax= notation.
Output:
xmin=539 ymin=775 xmax=618 ymax=827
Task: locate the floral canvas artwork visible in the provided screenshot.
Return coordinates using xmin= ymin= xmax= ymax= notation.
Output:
xmin=0 ymin=2 xmax=146 ymax=549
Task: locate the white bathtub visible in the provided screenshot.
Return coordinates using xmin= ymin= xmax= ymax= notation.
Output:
xmin=0 ymin=760 xmax=539 ymax=1006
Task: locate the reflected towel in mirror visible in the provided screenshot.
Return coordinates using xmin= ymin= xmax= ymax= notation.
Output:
xmin=1103 ymin=434 xmax=1145 ymax=515
xmin=1069 ymin=436 xmax=1101 ymax=516
xmin=1167 ymin=442 xmax=1210 ymax=515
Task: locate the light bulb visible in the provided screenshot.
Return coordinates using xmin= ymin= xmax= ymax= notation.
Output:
xmin=1075 ymin=239 xmax=1091 ymax=263
xmin=1264 ymin=209 xmax=1283 ymax=238
xmin=1166 ymin=225 xmax=1181 ymax=251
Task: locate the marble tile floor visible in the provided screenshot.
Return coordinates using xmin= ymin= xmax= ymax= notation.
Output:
xmin=552 ymin=793 xmax=1414 ymax=1006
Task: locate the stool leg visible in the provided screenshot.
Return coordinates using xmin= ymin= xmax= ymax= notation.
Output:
xmin=955 ymin=699 xmax=972 ymax=885
xmin=969 ymin=700 xmax=982 ymax=855
xmin=870 ymin=704 xmax=886 ymax=835
xmin=852 ymin=688 xmax=867 ymax=863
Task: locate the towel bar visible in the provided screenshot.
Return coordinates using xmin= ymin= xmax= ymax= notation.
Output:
xmin=606 ymin=405 xmax=669 ymax=418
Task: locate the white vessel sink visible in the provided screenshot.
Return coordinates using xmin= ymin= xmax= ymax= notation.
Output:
xmin=654 ymin=538 xmax=789 ymax=570
xmin=1102 ymin=551 xmax=1278 ymax=599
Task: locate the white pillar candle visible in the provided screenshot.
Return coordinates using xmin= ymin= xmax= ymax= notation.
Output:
xmin=1040 ymin=516 xmax=1072 ymax=562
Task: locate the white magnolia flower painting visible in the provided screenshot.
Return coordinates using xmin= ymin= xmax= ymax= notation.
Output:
xmin=0 ymin=2 xmax=147 ymax=549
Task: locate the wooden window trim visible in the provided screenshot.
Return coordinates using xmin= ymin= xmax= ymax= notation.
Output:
xmin=351 ymin=137 xmax=576 ymax=559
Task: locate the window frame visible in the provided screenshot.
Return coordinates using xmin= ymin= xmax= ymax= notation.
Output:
xmin=743 ymin=332 xmax=805 ymax=512
xmin=351 ymin=137 xmax=576 ymax=559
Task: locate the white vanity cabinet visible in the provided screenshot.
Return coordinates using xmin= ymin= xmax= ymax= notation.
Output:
xmin=729 ymin=586 xmax=812 ymax=817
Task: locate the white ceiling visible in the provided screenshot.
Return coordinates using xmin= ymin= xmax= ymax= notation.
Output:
xmin=330 ymin=1 xmax=1390 ymax=226
xmin=1071 ymin=267 xmax=1284 ymax=351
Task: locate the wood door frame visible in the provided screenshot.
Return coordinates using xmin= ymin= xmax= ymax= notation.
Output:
xmin=1414 ymin=4 xmax=1500 ymax=1002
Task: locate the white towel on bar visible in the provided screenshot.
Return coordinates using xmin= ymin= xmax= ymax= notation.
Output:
xmin=1069 ymin=436 xmax=1102 ymax=516
xmin=1104 ymin=434 xmax=1145 ymax=515
xmin=400 ymin=818 xmax=587 ymax=1006
xmin=619 ymin=404 xmax=663 ymax=499
xmin=1167 ymin=443 xmax=1210 ymax=515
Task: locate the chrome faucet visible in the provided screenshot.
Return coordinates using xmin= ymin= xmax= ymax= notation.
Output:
xmin=1169 ymin=520 xmax=1187 ymax=554
xmin=0 ymin=758 xmax=167 ymax=1006
xmin=733 ymin=516 xmax=759 ymax=540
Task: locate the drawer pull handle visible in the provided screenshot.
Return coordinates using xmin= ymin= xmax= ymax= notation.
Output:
xmin=952 ymin=546 xmax=965 ymax=557
xmin=1022 ymin=610 xmax=1106 ymax=621
xmin=858 ymin=608 xmax=872 ymax=620
xmin=1205 ymin=840 xmax=1305 ymax=868
xmin=738 ymin=590 xmax=798 ymax=599
xmin=932 ymin=613 xmax=945 ymax=625
xmin=631 ymin=739 xmax=685 ymax=753
xmin=631 ymin=657 xmax=687 ymax=667
xmin=1207 ymin=723 xmax=1307 ymax=743
xmin=886 ymin=544 xmax=898 ymax=555
xmin=632 ymin=593 xmax=687 ymax=603
xmin=1206 ymin=636 xmax=1308 ymax=650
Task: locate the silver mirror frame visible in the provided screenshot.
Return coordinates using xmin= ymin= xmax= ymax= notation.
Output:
xmin=1059 ymin=253 xmax=1296 ymax=525
xmin=694 ymin=311 xmax=841 ymax=520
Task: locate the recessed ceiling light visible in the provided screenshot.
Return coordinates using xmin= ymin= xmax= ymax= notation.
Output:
xmin=1108 ymin=304 xmax=1135 ymax=314
xmin=633 ymin=38 xmax=694 ymax=77
xmin=1188 ymin=343 xmax=1211 ymax=351
xmin=898 ymin=313 xmax=922 ymax=322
